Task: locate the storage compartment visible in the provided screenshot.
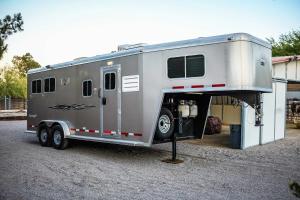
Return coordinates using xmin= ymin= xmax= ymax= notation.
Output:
xmin=230 ymin=125 xmax=241 ymax=149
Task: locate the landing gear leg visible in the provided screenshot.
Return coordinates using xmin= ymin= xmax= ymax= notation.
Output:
xmin=162 ymin=112 xmax=184 ymax=164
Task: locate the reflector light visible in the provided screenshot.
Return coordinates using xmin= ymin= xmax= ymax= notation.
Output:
xmin=212 ymin=83 xmax=226 ymax=87
xmin=172 ymin=86 xmax=184 ymax=89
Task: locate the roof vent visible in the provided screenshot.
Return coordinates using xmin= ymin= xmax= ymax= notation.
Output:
xmin=118 ymin=43 xmax=147 ymax=51
xmin=73 ymin=57 xmax=87 ymax=61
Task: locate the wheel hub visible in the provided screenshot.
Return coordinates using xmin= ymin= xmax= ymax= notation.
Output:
xmin=40 ymin=129 xmax=48 ymax=143
xmin=53 ymin=130 xmax=62 ymax=145
xmin=158 ymin=115 xmax=171 ymax=134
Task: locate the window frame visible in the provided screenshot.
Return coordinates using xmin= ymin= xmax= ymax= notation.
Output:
xmin=31 ymin=79 xmax=42 ymax=94
xmin=167 ymin=54 xmax=206 ymax=79
xmin=43 ymin=77 xmax=56 ymax=93
xmin=104 ymin=72 xmax=116 ymax=91
xmin=82 ymin=79 xmax=93 ymax=97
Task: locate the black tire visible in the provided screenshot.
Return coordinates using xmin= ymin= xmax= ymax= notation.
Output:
xmin=155 ymin=107 xmax=175 ymax=140
xmin=38 ymin=124 xmax=52 ymax=147
xmin=51 ymin=125 xmax=69 ymax=150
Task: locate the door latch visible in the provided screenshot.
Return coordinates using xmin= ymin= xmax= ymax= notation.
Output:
xmin=102 ymin=97 xmax=107 ymax=105
xmin=98 ymin=88 xmax=101 ymax=98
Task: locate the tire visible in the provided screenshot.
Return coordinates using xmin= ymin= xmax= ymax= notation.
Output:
xmin=51 ymin=125 xmax=69 ymax=150
xmin=38 ymin=124 xmax=51 ymax=147
xmin=155 ymin=107 xmax=175 ymax=140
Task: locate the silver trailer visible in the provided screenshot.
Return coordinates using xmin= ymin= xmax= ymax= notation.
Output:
xmin=25 ymin=33 xmax=272 ymax=150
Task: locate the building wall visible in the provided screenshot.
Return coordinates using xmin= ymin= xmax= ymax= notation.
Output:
xmin=273 ymin=60 xmax=300 ymax=81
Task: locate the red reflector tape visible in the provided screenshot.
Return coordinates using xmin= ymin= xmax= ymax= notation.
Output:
xmin=121 ymin=132 xmax=142 ymax=137
xmin=121 ymin=132 xmax=129 ymax=136
xmin=172 ymin=86 xmax=184 ymax=89
xmin=103 ymin=130 xmax=112 ymax=134
xmin=134 ymin=133 xmax=142 ymax=137
xmin=191 ymin=85 xmax=204 ymax=88
xmin=70 ymin=128 xmax=99 ymax=133
xmin=212 ymin=83 xmax=226 ymax=87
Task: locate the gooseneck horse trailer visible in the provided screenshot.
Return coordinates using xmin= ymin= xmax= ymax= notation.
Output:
xmin=25 ymin=33 xmax=272 ymax=150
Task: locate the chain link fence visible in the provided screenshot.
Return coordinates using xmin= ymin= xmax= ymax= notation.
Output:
xmin=0 ymin=96 xmax=27 ymax=110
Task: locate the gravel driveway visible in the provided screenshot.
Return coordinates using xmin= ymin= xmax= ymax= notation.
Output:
xmin=0 ymin=121 xmax=299 ymax=200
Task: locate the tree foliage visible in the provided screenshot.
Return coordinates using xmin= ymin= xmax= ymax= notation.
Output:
xmin=0 ymin=13 xmax=24 ymax=60
xmin=267 ymin=29 xmax=300 ymax=56
xmin=12 ymin=53 xmax=41 ymax=77
xmin=0 ymin=67 xmax=26 ymax=98
xmin=0 ymin=53 xmax=39 ymax=98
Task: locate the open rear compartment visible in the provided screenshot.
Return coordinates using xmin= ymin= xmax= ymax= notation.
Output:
xmin=204 ymin=95 xmax=242 ymax=148
xmin=153 ymin=91 xmax=265 ymax=150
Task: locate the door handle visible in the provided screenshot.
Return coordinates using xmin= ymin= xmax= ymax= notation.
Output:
xmin=102 ymin=97 xmax=107 ymax=105
xmin=98 ymin=88 xmax=101 ymax=98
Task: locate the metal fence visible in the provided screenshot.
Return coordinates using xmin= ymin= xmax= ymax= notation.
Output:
xmin=0 ymin=96 xmax=27 ymax=110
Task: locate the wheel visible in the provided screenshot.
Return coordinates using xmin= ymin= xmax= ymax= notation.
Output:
xmin=155 ymin=107 xmax=175 ymax=140
xmin=51 ymin=125 xmax=69 ymax=150
xmin=38 ymin=124 xmax=51 ymax=147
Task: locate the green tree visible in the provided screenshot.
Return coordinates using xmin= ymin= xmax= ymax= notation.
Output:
xmin=0 ymin=13 xmax=24 ymax=60
xmin=0 ymin=67 xmax=27 ymax=98
xmin=12 ymin=53 xmax=40 ymax=77
xmin=267 ymin=29 xmax=300 ymax=56
xmin=0 ymin=53 xmax=39 ymax=98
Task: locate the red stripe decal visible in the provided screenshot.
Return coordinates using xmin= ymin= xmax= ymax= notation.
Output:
xmin=70 ymin=128 xmax=76 ymax=131
xmin=191 ymin=85 xmax=204 ymax=88
xmin=79 ymin=129 xmax=85 ymax=132
xmin=212 ymin=83 xmax=226 ymax=87
xmin=134 ymin=133 xmax=142 ymax=137
xmin=88 ymin=130 xmax=96 ymax=133
xmin=172 ymin=86 xmax=184 ymax=89
xmin=103 ymin=130 xmax=112 ymax=134
xmin=121 ymin=132 xmax=128 ymax=136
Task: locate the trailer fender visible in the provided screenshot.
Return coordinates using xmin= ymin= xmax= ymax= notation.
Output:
xmin=39 ymin=120 xmax=72 ymax=138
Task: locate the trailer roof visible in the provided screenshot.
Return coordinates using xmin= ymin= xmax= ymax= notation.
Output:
xmin=28 ymin=33 xmax=271 ymax=74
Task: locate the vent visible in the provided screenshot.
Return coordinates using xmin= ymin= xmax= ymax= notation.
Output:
xmin=73 ymin=57 xmax=87 ymax=61
xmin=117 ymin=43 xmax=147 ymax=51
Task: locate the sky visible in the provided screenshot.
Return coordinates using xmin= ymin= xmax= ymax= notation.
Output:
xmin=0 ymin=0 xmax=300 ymax=67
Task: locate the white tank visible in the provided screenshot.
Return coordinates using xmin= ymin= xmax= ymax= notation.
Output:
xmin=178 ymin=100 xmax=190 ymax=118
xmin=188 ymin=100 xmax=198 ymax=118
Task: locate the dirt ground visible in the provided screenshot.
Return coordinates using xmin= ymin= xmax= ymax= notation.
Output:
xmin=0 ymin=121 xmax=299 ymax=200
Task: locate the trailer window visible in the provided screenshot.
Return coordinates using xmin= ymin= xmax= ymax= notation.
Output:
xmin=104 ymin=73 xmax=116 ymax=90
xmin=31 ymin=80 xmax=41 ymax=94
xmin=44 ymin=78 xmax=55 ymax=92
xmin=167 ymin=57 xmax=185 ymax=78
xmin=83 ymin=80 xmax=92 ymax=97
xmin=186 ymin=55 xmax=205 ymax=77
xmin=168 ymin=54 xmax=205 ymax=78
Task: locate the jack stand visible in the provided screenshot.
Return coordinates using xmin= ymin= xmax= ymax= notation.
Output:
xmin=162 ymin=112 xmax=184 ymax=164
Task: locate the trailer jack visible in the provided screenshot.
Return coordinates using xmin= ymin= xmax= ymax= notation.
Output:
xmin=162 ymin=112 xmax=184 ymax=164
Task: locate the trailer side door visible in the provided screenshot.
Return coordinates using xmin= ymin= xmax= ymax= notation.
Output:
xmin=100 ymin=65 xmax=121 ymax=137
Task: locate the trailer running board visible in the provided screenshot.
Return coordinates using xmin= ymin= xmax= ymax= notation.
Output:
xmin=66 ymin=135 xmax=146 ymax=146
xmin=25 ymin=130 xmax=37 ymax=134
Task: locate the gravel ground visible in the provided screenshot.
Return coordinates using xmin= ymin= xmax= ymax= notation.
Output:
xmin=0 ymin=121 xmax=299 ymax=200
